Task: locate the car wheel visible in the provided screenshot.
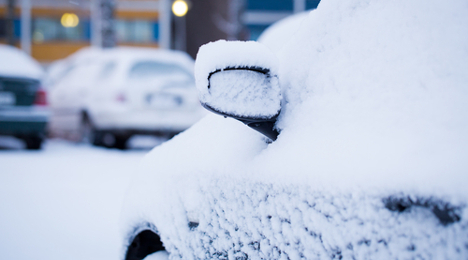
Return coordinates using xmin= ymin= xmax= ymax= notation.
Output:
xmin=24 ymin=136 xmax=43 ymax=150
xmin=114 ymin=135 xmax=130 ymax=150
xmin=125 ymin=230 xmax=166 ymax=260
xmin=81 ymin=115 xmax=104 ymax=146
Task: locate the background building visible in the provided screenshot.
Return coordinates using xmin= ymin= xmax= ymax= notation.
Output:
xmin=0 ymin=0 xmax=320 ymax=63
xmin=0 ymin=0 xmax=160 ymax=63
xmin=244 ymin=0 xmax=320 ymax=40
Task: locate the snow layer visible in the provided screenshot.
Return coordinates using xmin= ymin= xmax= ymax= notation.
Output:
xmin=257 ymin=11 xmax=310 ymax=54
xmin=47 ymin=46 xmax=195 ymax=89
xmin=0 ymin=44 xmax=44 ymax=80
xmin=122 ymin=0 xmax=468 ymax=258
xmin=44 ymin=47 xmax=101 ymax=88
xmin=131 ymin=175 xmax=468 ymax=259
xmin=0 ymin=139 xmax=148 ymax=260
xmin=270 ymin=0 xmax=468 ymax=191
xmin=123 ymin=114 xmax=468 ymax=259
xmin=144 ymin=251 xmax=169 ymax=260
xmin=207 ymin=69 xmax=280 ymax=119
xmin=195 ymin=41 xmax=281 ymax=118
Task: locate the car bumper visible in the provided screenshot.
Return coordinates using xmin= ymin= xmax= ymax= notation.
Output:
xmin=0 ymin=106 xmax=50 ymax=136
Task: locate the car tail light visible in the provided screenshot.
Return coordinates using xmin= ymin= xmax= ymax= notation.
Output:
xmin=34 ymin=88 xmax=47 ymax=106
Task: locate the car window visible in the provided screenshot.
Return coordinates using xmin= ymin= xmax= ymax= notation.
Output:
xmin=58 ymin=61 xmax=102 ymax=87
xmin=128 ymin=61 xmax=193 ymax=82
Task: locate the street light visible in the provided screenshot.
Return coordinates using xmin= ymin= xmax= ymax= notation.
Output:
xmin=61 ymin=13 xmax=80 ymax=28
xmin=172 ymin=0 xmax=188 ymax=17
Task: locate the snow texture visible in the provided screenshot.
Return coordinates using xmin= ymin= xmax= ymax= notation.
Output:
xmin=48 ymin=46 xmax=195 ymax=89
xmin=144 ymin=251 xmax=169 ymax=260
xmin=0 ymin=139 xmax=149 ymax=260
xmin=0 ymin=44 xmax=44 ymax=80
xmin=195 ymin=41 xmax=281 ymax=118
xmin=207 ymin=69 xmax=280 ymax=118
xmin=134 ymin=178 xmax=468 ymax=259
xmin=122 ymin=115 xmax=468 ymax=259
xmin=257 ymin=11 xmax=309 ymax=54
xmin=122 ymin=0 xmax=468 ymax=259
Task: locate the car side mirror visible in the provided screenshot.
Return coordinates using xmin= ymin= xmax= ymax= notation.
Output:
xmin=195 ymin=40 xmax=282 ymax=141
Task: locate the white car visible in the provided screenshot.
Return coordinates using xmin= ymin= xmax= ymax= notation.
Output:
xmin=121 ymin=0 xmax=468 ymax=259
xmin=48 ymin=47 xmax=205 ymax=149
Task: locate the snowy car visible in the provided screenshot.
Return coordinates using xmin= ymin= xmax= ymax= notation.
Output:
xmin=0 ymin=45 xmax=48 ymax=150
xmin=121 ymin=0 xmax=468 ymax=259
xmin=48 ymin=47 xmax=205 ymax=149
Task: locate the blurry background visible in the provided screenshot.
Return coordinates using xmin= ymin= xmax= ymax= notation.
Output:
xmin=0 ymin=1 xmax=319 ymax=259
xmin=0 ymin=0 xmax=320 ymax=61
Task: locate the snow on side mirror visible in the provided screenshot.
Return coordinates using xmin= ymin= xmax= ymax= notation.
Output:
xmin=195 ymin=40 xmax=281 ymax=141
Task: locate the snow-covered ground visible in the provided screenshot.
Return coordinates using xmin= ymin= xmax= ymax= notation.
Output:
xmin=0 ymin=137 xmax=161 ymax=260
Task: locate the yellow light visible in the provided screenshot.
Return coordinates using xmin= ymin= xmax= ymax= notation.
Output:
xmin=172 ymin=0 xmax=188 ymax=17
xmin=61 ymin=13 xmax=79 ymax=28
xmin=33 ymin=31 xmax=44 ymax=43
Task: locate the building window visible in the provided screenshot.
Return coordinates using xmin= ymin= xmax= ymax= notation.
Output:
xmin=247 ymin=0 xmax=294 ymax=11
xmin=247 ymin=24 xmax=269 ymax=41
xmin=32 ymin=17 xmax=89 ymax=43
xmin=0 ymin=19 xmax=6 ymax=38
xmin=116 ymin=20 xmax=155 ymax=43
xmin=306 ymin=0 xmax=321 ymax=9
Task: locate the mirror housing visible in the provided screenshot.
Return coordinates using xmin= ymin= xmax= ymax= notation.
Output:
xmin=195 ymin=41 xmax=282 ymax=140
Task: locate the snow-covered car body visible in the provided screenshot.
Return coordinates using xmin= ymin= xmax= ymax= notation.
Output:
xmin=0 ymin=44 xmax=48 ymax=149
xmin=48 ymin=47 xmax=205 ymax=148
xmin=121 ymin=0 xmax=468 ymax=259
xmin=44 ymin=47 xmax=101 ymax=90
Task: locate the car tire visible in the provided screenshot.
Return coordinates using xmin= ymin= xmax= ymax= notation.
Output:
xmin=24 ymin=136 xmax=43 ymax=150
xmin=125 ymin=230 xmax=166 ymax=260
xmin=81 ymin=115 xmax=104 ymax=146
xmin=114 ymin=135 xmax=130 ymax=150
xmin=92 ymin=131 xmax=105 ymax=147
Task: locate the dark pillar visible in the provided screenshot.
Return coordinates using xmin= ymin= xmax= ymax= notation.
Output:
xmin=184 ymin=0 xmax=246 ymax=59
xmin=6 ymin=0 xmax=16 ymax=46
xmin=100 ymin=0 xmax=116 ymax=48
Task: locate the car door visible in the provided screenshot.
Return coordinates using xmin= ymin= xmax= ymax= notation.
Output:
xmin=49 ymin=60 xmax=102 ymax=135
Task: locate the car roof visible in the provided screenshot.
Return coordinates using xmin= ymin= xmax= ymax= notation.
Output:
xmin=47 ymin=46 xmax=195 ymax=88
xmin=0 ymin=44 xmax=44 ymax=81
xmin=98 ymin=47 xmax=195 ymax=73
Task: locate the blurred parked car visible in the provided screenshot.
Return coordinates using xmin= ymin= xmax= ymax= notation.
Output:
xmin=0 ymin=45 xmax=48 ymax=150
xmin=120 ymin=0 xmax=468 ymax=259
xmin=48 ymin=47 xmax=205 ymax=149
xmin=43 ymin=47 xmax=101 ymax=90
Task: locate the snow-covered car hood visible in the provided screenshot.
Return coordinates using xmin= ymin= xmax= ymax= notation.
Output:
xmin=121 ymin=0 xmax=468 ymax=258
